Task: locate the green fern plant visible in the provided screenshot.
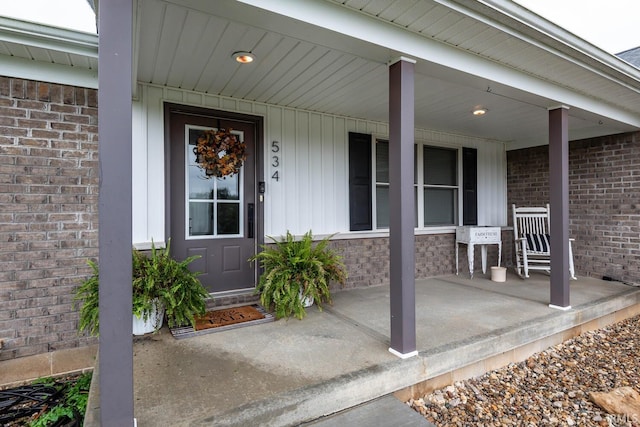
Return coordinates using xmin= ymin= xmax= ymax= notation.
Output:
xmin=133 ymin=241 xmax=210 ymax=329
xmin=74 ymin=260 xmax=100 ymax=336
xmin=75 ymin=240 xmax=210 ymax=335
xmin=250 ymin=231 xmax=347 ymax=319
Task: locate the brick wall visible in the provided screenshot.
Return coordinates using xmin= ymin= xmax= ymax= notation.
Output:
xmin=331 ymin=237 xmax=391 ymax=289
xmin=0 ymin=76 xmax=99 ymax=361
xmin=329 ymin=231 xmax=511 ymax=290
xmin=507 ymin=131 xmax=640 ymax=284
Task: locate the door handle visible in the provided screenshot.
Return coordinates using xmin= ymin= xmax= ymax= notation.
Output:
xmin=248 ymin=203 xmax=254 ymax=238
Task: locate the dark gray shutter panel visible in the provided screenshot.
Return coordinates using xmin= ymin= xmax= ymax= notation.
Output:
xmin=349 ymin=132 xmax=372 ymax=231
xmin=462 ymin=147 xmax=477 ymax=225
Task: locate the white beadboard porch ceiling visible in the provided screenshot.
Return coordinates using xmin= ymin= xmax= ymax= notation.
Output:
xmin=134 ymin=0 xmax=640 ymax=148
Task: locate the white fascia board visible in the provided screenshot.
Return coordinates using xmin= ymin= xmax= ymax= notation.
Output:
xmin=0 ymin=55 xmax=98 ymax=89
xmin=477 ymin=0 xmax=640 ymax=84
xmin=433 ymin=0 xmax=640 ymax=94
xmin=237 ymin=0 xmax=640 ymax=128
xmin=0 ymin=16 xmax=98 ymax=58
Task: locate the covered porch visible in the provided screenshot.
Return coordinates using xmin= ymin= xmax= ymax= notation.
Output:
xmin=85 ymin=272 xmax=640 ymax=426
xmin=93 ymin=0 xmax=640 ymax=424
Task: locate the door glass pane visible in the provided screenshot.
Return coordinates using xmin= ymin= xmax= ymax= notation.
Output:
xmin=188 ymin=129 xmax=202 ymax=164
xmin=216 ymin=175 xmax=239 ymax=200
xmin=376 ymin=141 xmax=389 ymax=183
xmin=424 ymin=146 xmax=457 ymax=185
xmin=189 ymin=202 xmax=213 ymax=236
xmin=424 ymin=188 xmax=456 ymax=226
xmin=376 ymin=185 xmax=389 ymax=228
xmin=217 ymin=203 xmax=240 ymax=235
xmin=189 ymin=167 xmax=214 ymax=199
xmin=186 ymin=125 xmax=244 ymax=238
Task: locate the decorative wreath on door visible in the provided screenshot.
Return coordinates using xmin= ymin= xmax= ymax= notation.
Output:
xmin=193 ymin=128 xmax=247 ymax=178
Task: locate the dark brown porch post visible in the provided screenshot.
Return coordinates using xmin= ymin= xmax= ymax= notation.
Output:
xmin=548 ymin=106 xmax=571 ymax=310
xmin=98 ymin=0 xmax=134 ymax=425
xmin=388 ymin=57 xmax=417 ymax=358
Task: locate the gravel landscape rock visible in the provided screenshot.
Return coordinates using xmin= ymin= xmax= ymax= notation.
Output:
xmin=408 ymin=314 xmax=640 ymax=426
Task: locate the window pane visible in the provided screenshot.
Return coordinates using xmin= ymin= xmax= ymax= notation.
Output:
xmin=189 ymin=202 xmax=213 ymax=236
xmin=414 ymin=144 xmax=418 ymax=185
xmin=424 ymin=146 xmax=457 ymax=185
xmin=216 ymin=175 xmax=239 ymax=200
xmin=376 ymin=185 xmax=389 ymax=228
xmin=217 ymin=203 xmax=240 ymax=235
xmin=376 ymin=141 xmax=389 ymax=183
xmin=189 ymin=166 xmax=214 ymax=199
xmin=424 ymin=188 xmax=457 ymax=226
xmin=415 ymin=187 xmax=418 ymax=228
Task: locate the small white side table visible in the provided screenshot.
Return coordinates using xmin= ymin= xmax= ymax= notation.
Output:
xmin=456 ymin=226 xmax=502 ymax=278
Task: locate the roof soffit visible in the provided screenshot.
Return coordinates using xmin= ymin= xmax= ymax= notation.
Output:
xmin=443 ymin=0 xmax=640 ymax=89
xmin=0 ymin=16 xmax=98 ymax=58
xmin=323 ymin=0 xmax=640 ymax=94
xmin=232 ymin=0 xmax=640 ymax=127
xmin=0 ymin=16 xmax=98 ymax=86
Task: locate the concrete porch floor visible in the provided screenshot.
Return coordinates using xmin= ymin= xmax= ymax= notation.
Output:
xmin=86 ymin=271 xmax=640 ymax=426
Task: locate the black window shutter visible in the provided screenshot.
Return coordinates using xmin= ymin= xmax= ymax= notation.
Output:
xmin=348 ymin=132 xmax=372 ymax=231
xmin=462 ymin=147 xmax=478 ymax=225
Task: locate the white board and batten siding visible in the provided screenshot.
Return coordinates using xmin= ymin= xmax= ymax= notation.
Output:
xmin=131 ymin=83 xmax=506 ymax=247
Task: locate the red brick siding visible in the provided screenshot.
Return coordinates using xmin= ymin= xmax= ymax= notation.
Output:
xmin=507 ymin=132 xmax=640 ymax=284
xmin=0 ymin=76 xmax=98 ymax=361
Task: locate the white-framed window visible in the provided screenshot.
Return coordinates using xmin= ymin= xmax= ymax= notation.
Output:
xmin=374 ymin=139 xmax=390 ymax=228
xmin=348 ymin=132 xmax=476 ymax=231
xmin=373 ymin=140 xmax=459 ymax=229
xmin=420 ymin=145 xmax=459 ymax=226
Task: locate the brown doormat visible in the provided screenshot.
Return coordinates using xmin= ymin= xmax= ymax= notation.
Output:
xmin=169 ymin=304 xmax=274 ymax=339
xmin=195 ymin=305 xmax=265 ymax=330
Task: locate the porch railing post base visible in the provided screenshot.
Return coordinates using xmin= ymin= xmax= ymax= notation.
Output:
xmin=388 ymin=348 xmax=418 ymax=359
xmin=548 ymin=304 xmax=572 ymax=311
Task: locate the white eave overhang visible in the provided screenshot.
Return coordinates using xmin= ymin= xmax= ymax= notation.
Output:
xmin=454 ymin=0 xmax=640 ymax=90
xmin=0 ymin=17 xmax=98 ymax=88
xmin=237 ymin=0 xmax=640 ymax=129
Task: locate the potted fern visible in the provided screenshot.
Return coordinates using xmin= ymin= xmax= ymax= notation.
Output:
xmin=75 ymin=240 xmax=210 ymax=336
xmin=250 ymin=231 xmax=347 ymax=320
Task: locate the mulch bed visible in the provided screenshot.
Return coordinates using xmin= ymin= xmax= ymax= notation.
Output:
xmin=0 ymin=372 xmax=90 ymax=426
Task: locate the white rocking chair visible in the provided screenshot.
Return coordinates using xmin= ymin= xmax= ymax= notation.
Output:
xmin=512 ymin=204 xmax=576 ymax=279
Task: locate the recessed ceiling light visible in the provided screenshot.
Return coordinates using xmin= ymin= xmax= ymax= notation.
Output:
xmin=232 ymin=51 xmax=255 ymax=64
xmin=472 ymin=106 xmax=488 ymax=116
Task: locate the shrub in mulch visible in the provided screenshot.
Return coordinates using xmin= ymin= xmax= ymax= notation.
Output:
xmin=0 ymin=372 xmax=92 ymax=426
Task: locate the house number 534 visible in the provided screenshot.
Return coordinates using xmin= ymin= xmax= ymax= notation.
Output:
xmin=271 ymin=140 xmax=280 ymax=181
